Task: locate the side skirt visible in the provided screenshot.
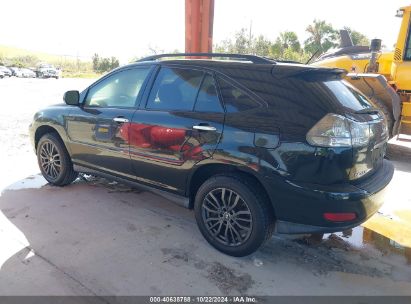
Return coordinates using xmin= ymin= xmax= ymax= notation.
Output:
xmin=73 ymin=164 xmax=190 ymax=209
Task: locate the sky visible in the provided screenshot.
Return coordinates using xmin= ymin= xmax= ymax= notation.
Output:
xmin=1 ymin=0 xmax=407 ymax=63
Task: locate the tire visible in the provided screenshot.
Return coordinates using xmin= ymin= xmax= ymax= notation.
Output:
xmin=37 ymin=133 xmax=78 ymax=186
xmin=194 ymin=175 xmax=274 ymax=257
xmin=370 ymin=97 xmax=394 ymax=138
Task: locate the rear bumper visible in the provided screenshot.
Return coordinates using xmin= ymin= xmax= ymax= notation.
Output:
xmin=268 ymin=160 xmax=394 ymax=234
xmin=276 ymin=188 xmax=387 ymax=234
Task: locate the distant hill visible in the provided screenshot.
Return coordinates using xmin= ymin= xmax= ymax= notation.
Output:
xmin=0 ymin=44 xmax=88 ymax=65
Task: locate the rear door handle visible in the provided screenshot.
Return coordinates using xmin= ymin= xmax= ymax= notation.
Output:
xmin=193 ymin=125 xmax=217 ymax=131
xmin=113 ymin=117 xmax=129 ymax=123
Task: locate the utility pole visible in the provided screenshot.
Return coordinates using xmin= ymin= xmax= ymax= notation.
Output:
xmin=249 ymin=20 xmax=253 ymax=53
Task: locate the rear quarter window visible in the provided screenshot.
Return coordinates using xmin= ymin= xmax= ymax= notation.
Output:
xmin=217 ymin=78 xmax=261 ymax=112
xmin=194 ymin=74 xmax=224 ymax=113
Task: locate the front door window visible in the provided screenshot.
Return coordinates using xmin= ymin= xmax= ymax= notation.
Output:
xmin=85 ymin=68 xmax=151 ymax=108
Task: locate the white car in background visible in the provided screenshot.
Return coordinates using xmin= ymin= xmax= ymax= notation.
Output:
xmin=0 ymin=66 xmax=12 ymax=77
xmin=21 ymin=68 xmax=36 ymax=78
xmin=8 ymin=67 xmax=24 ymax=77
xmin=0 ymin=71 xmax=4 ymax=79
xmin=36 ymin=63 xmax=60 ymax=79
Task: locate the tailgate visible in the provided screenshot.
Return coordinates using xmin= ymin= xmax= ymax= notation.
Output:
xmin=349 ymin=116 xmax=389 ymax=181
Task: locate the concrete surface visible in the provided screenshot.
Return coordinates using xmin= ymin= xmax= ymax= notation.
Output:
xmin=0 ymin=78 xmax=410 ymax=296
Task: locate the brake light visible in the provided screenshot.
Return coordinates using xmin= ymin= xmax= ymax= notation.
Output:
xmin=306 ymin=114 xmax=370 ymax=147
xmin=323 ymin=212 xmax=356 ymax=222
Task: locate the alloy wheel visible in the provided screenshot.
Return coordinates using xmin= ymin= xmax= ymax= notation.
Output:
xmin=39 ymin=141 xmax=62 ymax=180
xmin=201 ymin=188 xmax=253 ymax=246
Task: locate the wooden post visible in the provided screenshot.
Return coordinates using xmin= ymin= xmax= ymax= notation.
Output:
xmin=185 ymin=0 xmax=214 ymax=56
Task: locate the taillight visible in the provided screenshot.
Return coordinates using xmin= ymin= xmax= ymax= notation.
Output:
xmin=323 ymin=212 xmax=356 ymax=222
xmin=306 ymin=114 xmax=370 ymax=148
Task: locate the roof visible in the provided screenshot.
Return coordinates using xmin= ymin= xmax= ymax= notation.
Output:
xmin=116 ymin=53 xmax=343 ymax=80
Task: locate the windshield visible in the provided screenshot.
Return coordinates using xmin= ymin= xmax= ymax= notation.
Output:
xmin=405 ymin=18 xmax=411 ymax=60
xmin=323 ymin=80 xmax=372 ymax=111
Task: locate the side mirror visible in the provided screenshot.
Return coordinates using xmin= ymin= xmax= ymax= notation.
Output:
xmin=63 ymin=90 xmax=80 ymax=106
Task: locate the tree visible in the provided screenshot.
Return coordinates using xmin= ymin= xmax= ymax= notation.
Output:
xmin=100 ymin=58 xmax=110 ymax=72
xmin=92 ymin=53 xmax=99 ymax=71
xmin=214 ymin=39 xmax=232 ymax=53
xmin=343 ymin=27 xmax=370 ymax=46
xmin=304 ymin=20 xmax=338 ymax=54
xmin=214 ymin=28 xmax=252 ymax=54
xmin=268 ymin=31 xmax=311 ymax=62
xmin=215 ymin=29 xmax=309 ymax=62
xmin=234 ymin=28 xmax=251 ymax=54
xmin=110 ymin=56 xmax=119 ymax=69
xmin=279 ymin=31 xmax=301 ymax=52
xmin=214 ymin=29 xmax=271 ymax=56
xmin=8 ymin=55 xmax=39 ymax=68
xmin=253 ymin=35 xmax=272 ymax=57
xmin=270 ymin=31 xmax=301 ymax=59
xmin=91 ymin=53 xmax=120 ymax=73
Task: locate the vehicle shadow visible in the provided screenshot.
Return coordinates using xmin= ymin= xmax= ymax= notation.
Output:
xmin=0 ymin=174 xmax=410 ymax=295
xmin=387 ymin=139 xmax=411 ymax=163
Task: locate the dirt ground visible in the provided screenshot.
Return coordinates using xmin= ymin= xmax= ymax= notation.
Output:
xmin=0 ymin=77 xmax=410 ymax=296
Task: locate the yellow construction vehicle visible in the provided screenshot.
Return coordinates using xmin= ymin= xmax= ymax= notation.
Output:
xmin=312 ymin=5 xmax=411 ymax=137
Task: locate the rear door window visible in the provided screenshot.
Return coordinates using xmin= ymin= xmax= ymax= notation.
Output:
xmin=147 ymin=67 xmax=204 ymax=111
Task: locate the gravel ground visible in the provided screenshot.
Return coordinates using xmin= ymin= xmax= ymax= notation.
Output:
xmin=0 ymin=77 xmax=410 ymax=296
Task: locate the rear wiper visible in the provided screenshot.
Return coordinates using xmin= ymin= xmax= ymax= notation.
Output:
xmin=355 ymin=107 xmax=380 ymax=114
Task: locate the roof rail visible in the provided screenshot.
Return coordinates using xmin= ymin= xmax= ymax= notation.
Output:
xmin=136 ymin=53 xmax=275 ymax=64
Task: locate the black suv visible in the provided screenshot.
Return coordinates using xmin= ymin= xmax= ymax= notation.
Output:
xmin=29 ymin=53 xmax=394 ymax=257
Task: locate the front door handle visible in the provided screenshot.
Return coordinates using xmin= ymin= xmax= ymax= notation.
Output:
xmin=193 ymin=125 xmax=217 ymax=131
xmin=113 ymin=117 xmax=129 ymax=123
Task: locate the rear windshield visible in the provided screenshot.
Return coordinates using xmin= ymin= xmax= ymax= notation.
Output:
xmin=323 ymin=80 xmax=372 ymax=111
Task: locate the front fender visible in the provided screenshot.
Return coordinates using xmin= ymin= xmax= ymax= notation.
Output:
xmin=29 ymin=106 xmax=73 ymax=154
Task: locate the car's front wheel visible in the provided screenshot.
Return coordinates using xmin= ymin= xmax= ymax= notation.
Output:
xmin=194 ymin=175 xmax=274 ymax=257
xmin=37 ymin=133 xmax=78 ymax=186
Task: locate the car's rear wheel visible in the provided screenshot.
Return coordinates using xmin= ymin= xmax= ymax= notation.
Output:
xmin=194 ymin=175 xmax=274 ymax=257
xmin=37 ymin=133 xmax=78 ymax=186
